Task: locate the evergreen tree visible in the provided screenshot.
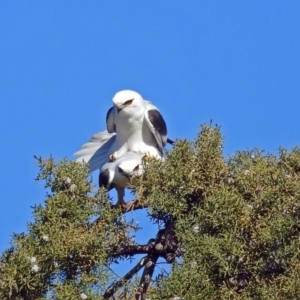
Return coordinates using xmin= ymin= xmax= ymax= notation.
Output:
xmin=1 ymin=124 xmax=300 ymax=299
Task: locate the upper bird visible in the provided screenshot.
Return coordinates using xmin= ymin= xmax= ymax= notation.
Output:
xmin=106 ymin=90 xmax=168 ymax=161
xmin=74 ymin=90 xmax=172 ymax=172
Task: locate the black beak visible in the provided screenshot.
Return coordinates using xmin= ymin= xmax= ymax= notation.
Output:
xmin=117 ymin=107 xmax=123 ymax=113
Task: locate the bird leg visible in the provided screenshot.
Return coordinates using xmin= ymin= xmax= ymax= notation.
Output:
xmin=114 ymin=187 xmax=127 ymax=208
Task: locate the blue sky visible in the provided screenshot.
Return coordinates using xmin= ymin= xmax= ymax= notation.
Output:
xmin=1 ymin=1 xmax=300 ymax=276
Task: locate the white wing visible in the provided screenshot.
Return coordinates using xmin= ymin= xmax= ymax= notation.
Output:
xmin=74 ymin=130 xmax=116 ymax=172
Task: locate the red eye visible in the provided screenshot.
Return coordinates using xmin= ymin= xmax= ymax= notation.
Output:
xmin=134 ymin=165 xmax=139 ymax=171
xmin=124 ymin=99 xmax=134 ymax=105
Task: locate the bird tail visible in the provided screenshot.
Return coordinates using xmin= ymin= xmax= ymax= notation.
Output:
xmin=74 ymin=130 xmax=116 ymax=172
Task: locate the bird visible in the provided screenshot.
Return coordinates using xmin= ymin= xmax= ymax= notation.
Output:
xmin=99 ymin=151 xmax=144 ymax=206
xmin=106 ymin=90 xmax=172 ymax=161
xmin=74 ymin=90 xmax=174 ymax=172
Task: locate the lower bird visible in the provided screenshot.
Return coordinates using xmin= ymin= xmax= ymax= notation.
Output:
xmin=99 ymin=151 xmax=144 ymax=207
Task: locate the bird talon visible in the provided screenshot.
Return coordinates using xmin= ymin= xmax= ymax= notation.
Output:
xmin=109 ymin=154 xmax=116 ymax=161
xmin=124 ymin=199 xmax=140 ymax=212
xmin=117 ymin=198 xmax=126 ymax=207
xmin=142 ymin=154 xmax=150 ymax=161
xmin=142 ymin=154 xmax=156 ymax=162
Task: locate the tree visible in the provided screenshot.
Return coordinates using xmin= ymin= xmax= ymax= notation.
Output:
xmin=1 ymin=124 xmax=300 ymax=299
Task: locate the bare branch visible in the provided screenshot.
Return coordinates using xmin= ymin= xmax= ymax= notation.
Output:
xmin=101 ymin=219 xmax=181 ymax=298
xmin=111 ymin=221 xmax=182 ymax=261
xmin=103 ymin=256 xmax=150 ymax=299
xmin=104 ymin=264 xmax=122 ymax=280
xmin=111 ymin=243 xmax=155 ymax=257
xmin=135 ymin=255 xmax=159 ymax=300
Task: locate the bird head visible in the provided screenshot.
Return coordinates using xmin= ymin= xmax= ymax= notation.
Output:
xmin=117 ymin=158 xmax=143 ymax=180
xmin=112 ymin=90 xmax=143 ymax=114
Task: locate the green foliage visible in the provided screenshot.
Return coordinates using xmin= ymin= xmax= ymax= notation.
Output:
xmin=0 ymin=159 xmax=138 ymax=299
xmin=140 ymin=126 xmax=300 ymax=299
xmin=1 ymin=124 xmax=300 ymax=299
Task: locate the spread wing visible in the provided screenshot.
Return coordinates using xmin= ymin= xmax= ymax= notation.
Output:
xmin=106 ymin=106 xmax=116 ymax=133
xmin=144 ymin=103 xmax=168 ymax=153
xmin=74 ymin=130 xmax=116 ymax=172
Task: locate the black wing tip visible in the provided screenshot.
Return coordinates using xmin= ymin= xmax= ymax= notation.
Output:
xmin=106 ymin=106 xmax=116 ymax=133
xmin=106 ymin=106 xmax=114 ymax=122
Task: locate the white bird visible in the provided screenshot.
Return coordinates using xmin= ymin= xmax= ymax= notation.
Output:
xmin=106 ymin=90 xmax=172 ymax=161
xmin=74 ymin=90 xmax=173 ymax=172
xmin=99 ymin=152 xmax=144 ymax=206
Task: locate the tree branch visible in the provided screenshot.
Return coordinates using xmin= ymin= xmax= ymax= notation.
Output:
xmin=119 ymin=199 xmax=148 ymax=213
xmin=101 ymin=222 xmax=182 ymax=298
xmin=111 ymin=242 xmax=155 ymax=257
xmin=103 ymin=255 xmax=150 ymax=299
xmin=99 ymin=212 xmax=181 ymax=298
xmin=135 ymin=255 xmax=159 ymax=300
xmin=111 ymin=222 xmax=181 ymax=262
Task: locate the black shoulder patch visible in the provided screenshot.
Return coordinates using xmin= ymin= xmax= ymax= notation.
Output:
xmin=99 ymin=169 xmax=110 ymax=189
xmin=106 ymin=106 xmax=116 ymax=132
xmin=148 ymin=109 xmax=167 ymax=137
